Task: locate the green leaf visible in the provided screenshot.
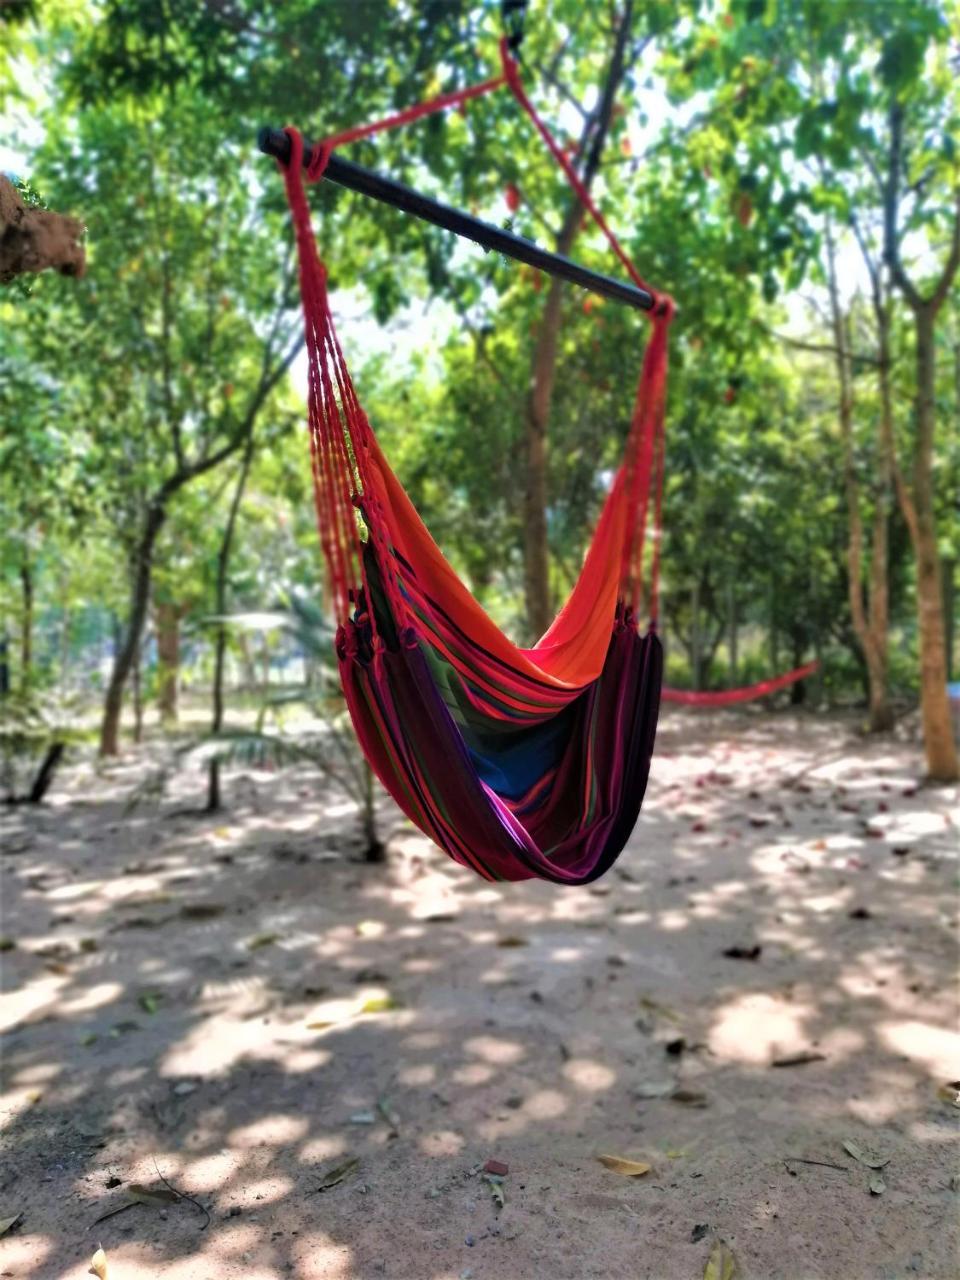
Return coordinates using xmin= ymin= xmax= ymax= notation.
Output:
xmin=878 ymin=33 xmax=925 ymax=90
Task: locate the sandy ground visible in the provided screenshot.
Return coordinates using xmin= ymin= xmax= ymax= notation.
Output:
xmin=1 ymin=708 xmax=958 ymax=1280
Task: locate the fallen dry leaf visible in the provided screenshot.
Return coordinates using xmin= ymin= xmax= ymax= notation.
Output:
xmin=316 ymin=1155 xmax=360 ymax=1192
xmin=482 ymin=1174 xmax=505 ymax=1208
xmin=179 ymin=903 xmax=225 ymax=921
xmin=722 ymin=944 xmax=762 ymax=961
xmin=704 ymin=1239 xmax=739 ymax=1280
xmin=634 ymin=1080 xmax=675 ymax=1099
xmin=638 ymin=996 xmax=681 ymax=1024
xmin=842 ymin=1139 xmax=890 ymax=1170
xmin=247 ymin=932 xmax=280 ymax=950
xmin=360 ymin=996 xmax=403 ymax=1014
xmin=671 ymin=1088 xmax=709 ymax=1108
xmin=376 ymin=1095 xmax=400 ymax=1134
xmin=936 ymin=1081 xmax=960 ymax=1108
xmin=109 ymin=1020 xmax=141 ymax=1038
xmin=495 ymin=936 xmax=529 ymax=948
xmin=127 ymin=1183 xmax=180 ymax=1206
xmin=596 ymin=1154 xmax=651 ymax=1177
xmin=0 ymin=1213 xmax=23 ymax=1237
xmin=89 ymin=1245 xmax=108 ymax=1279
xmin=771 ymin=1051 xmax=826 ymax=1068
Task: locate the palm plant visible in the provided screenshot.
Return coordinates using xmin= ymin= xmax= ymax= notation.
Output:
xmin=204 ymin=595 xmax=386 ymax=861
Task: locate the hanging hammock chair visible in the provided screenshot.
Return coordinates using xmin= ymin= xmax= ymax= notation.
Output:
xmin=270 ymin=39 xmax=813 ymax=883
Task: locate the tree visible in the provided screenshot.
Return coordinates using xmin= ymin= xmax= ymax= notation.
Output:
xmin=519 ymin=0 xmax=650 ymax=638
xmin=823 ymin=218 xmax=895 ymax=730
xmin=21 ymin=93 xmax=303 ymax=754
xmin=882 ymin=99 xmax=960 ymax=779
xmin=663 ymin=0 xmax=958 ymax=772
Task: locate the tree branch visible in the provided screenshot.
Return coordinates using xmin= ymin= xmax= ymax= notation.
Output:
xmin=533 ymin=57 xmax=589 ymax=122
xmin=883 ymin=101 xmax=923 ymax=311
xmin=760 ymin=322 xmax=881 ymax=367
xmin=930 ymin=187 xmax=960 ymax=314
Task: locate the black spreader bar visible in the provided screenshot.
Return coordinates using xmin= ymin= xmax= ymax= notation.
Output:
xmin=257 ymin=127 xmax=655 ymax=313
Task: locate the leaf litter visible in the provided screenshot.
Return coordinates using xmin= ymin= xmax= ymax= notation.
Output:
xmin=91 ymin=1182 xmax=180 ymax=1226
xmin=596 ymin=1154 xmax=652 ymax=1177
xmin=316 ymin=1155 xmax=360 ymax=1192
xmin=842 ymin=1138 xmax=890 ymax=1170
xmin=771 ymin=1051 xmax=826 ymax=1068
xmin=704 ymin=1239 xmax=739 ymax=1280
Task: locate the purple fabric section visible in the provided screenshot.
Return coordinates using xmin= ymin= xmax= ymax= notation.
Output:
xmin=338 ymin=620 xmax=662 ymax=884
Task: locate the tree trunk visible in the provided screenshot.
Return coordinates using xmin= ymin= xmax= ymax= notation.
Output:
xmin=522 ymin=1 xmax=635 ymax=640
xmin=727 ymin=577 xmax=738 ymax=689
xmin=360 ymin=761 xmax=384 ymax=862
xmin=814 ymin=626 xmax=825 ymax=707
xmin=19 ymin=554 xmax=33 ymax=693
xmin=942 ymin=556 xmax=955 ymax=683
xmin=524 ymin=279 xmax=562 ymax=639
xmin=691 ymin=579 xmax=702 ymax=690
xmin=132 ymin=634 xmax=144 ymax=744
xmin=867 ymin=302 xmax=896 ymax=731
xmin=99 ymin=502 xmax=166 ymax=756
xmin=237 ymin=633 xmax=258 ymax=690
xmin=911 ymin=308 xmax=958 ymax=779
xmin=825 ymin=221 xmax=892 ymax=732
xmin=208 ymin=432 xmax=256 ymax=812
xmin=155 ymin=601 xmax=182 ymax=724
xmin=790 ymin=634 xmax=807 ymax=705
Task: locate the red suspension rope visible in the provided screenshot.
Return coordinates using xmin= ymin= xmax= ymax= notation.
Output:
xmin=285 ymin=39 xmax=672 ymax=626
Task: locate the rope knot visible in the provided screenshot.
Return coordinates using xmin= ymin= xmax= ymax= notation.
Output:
xmin=306 ymin=140 xmax=333 ymax=184
xmin=280 ymin=125 xmax=303 ymax=172
xmin=498 ymin=37 xmax=523 ymax=94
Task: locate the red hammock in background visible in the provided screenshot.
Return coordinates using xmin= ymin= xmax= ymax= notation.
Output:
xmin=273 ymin=40 xmax=815 ymax=881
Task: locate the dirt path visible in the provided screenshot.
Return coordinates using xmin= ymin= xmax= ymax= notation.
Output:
xmin=1 ymin=710 xmax=958 ymax=1280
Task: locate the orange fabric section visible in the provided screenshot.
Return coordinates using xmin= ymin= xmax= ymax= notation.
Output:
xmin=364 ymin=433 xmax=624 ymax=689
